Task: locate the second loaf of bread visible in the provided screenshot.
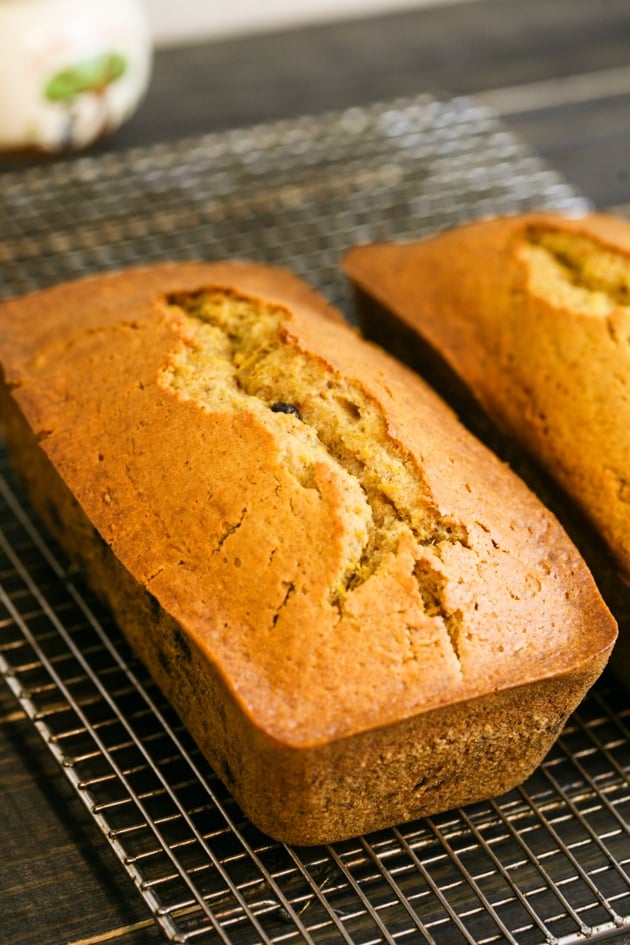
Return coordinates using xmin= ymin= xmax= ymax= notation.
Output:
xmin=343 ymin=212 xmax=630 ymax=588
xmin=0 ymin=260 xmax=616 ymax=844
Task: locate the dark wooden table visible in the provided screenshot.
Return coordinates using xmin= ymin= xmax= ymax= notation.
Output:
xmin=1 ymin=1 xmax=629 ymax=943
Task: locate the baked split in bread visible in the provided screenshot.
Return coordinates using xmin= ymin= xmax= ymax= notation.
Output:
xmin=343 ymin=213 xmax=630 ymax=684
xmin=0 ymin=261 xmax=616 ymax=843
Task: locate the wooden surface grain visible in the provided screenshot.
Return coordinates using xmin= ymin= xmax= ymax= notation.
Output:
xmin=0 ymin=683 xmax=163 ymax=945
xmin=0 ymin=1 xmax=629 ymax=943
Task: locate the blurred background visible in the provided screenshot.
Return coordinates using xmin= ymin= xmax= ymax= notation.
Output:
xmin=144 ymin=0 xmax=463 ymax=45
xmin=1 ymin=0 xmax=629 ymax=213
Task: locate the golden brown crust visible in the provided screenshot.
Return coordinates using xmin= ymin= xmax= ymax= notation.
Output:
xmin=0 ymin=260 xmax=617 ymax=843
xmin=343 ymin=212 xmax=630 ymax=585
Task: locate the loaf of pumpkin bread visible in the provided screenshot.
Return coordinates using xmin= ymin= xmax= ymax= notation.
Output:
xmin=0 ymin=260 xmax=616 ymax=844
xmin=343 ymin=212 xmax=630 ymax=683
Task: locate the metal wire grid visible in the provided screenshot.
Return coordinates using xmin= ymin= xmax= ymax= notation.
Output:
xmin=0 ymin=94 xmax=588 ymax=308
xmin=0 ymin=93 xmax=628 ymax=944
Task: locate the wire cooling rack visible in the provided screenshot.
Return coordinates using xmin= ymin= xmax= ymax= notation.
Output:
xmin=0 ymin=94 xmax=628 ymax=945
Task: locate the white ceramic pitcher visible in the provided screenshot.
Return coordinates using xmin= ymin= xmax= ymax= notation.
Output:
xmin=0 ymin=0 xmax=152 ymax=153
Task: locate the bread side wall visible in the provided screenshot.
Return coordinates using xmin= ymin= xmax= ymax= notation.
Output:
xmin=0 ymin=384 xmax=608 ymax=844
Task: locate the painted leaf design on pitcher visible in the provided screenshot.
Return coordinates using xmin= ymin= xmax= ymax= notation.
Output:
xmin=44 ymin=52 xmax=127 ymax=148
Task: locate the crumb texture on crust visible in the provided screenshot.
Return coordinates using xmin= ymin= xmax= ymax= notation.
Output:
xmin=521 ymin=226 xmax=630 ymax=316
xmin=159 ymin=288 xmax=468 ymax=611
xmin=516 ymin=219 xmax=630 ymax=575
